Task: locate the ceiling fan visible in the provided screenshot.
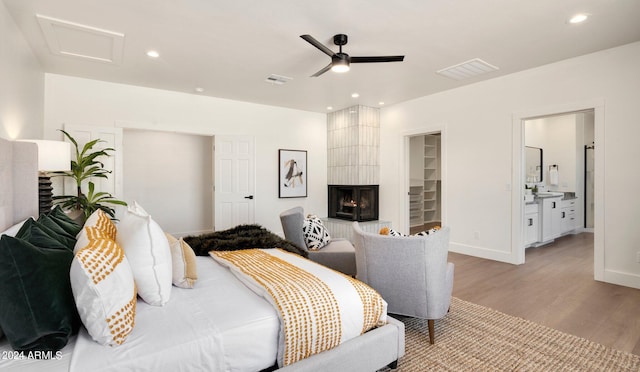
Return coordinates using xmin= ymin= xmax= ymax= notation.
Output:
xmin=300 ymin=34 xmax=404 ymax=77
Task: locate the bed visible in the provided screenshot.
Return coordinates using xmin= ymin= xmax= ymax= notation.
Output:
xmin=0 ymin=137 xmax=404 ymax=372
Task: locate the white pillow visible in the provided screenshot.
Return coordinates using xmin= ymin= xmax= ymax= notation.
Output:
xmin=116 ymin=202 xmax=172 ymax=306
xmin=70 ymin=238 xmax=136 ymax=346
xmin=302 ymin=214 xmax=331 ymax=250
xmin=165 ymin=233 xmax=198 ymax=289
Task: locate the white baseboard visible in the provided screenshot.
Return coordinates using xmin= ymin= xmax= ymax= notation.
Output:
xmin=602 ymin=269 xmax=640 ymax=290
xmin=449 ymin=242 xmax=519 ymax=265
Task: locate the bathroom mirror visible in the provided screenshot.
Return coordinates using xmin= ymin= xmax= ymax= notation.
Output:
xmin=525 ymin=146 xmax=543 ymax=183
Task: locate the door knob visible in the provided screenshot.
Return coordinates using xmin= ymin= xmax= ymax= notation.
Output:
xmin=244 ymin=195 xmax=254 ymax=199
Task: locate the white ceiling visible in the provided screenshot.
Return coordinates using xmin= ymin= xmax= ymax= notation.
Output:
xmin=4 ymin=0 xmax=640 ymax=113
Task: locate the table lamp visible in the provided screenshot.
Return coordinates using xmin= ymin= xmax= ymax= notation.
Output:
xmin=18 ymin=140 xmax=71 ymax=215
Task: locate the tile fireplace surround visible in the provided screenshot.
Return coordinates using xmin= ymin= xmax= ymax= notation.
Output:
xmin=327 ymin=105 xmax=379 ymax=185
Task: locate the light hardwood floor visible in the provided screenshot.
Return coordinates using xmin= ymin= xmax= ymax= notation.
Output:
xmin=449 ymin=232 xmax=640 ymax=355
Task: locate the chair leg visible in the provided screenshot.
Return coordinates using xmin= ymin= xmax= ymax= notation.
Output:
xmin=427 ymin=319 xmax=435 ymax=344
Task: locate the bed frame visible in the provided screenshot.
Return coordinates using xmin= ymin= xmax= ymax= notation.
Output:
xmin=0 ymin=136 xmax=404 ymax=371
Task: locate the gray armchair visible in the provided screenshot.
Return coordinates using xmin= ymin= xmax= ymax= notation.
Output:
xmin=352 ymin=221 xmax=454 ymax=344
xmin=279 ymin=207 xmax=356 ymax=276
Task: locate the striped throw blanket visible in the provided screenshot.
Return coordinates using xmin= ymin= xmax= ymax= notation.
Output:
xmin=210 ymin=248 xmax=387 ymax=367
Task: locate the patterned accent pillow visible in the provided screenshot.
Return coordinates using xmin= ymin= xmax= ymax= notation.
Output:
xmin=70 ymin=238 xmax=136 ymax=346
xmin=116 ymin=202 xmax=172 ymax=306
xmin=302 ymin=215 xmax=331 ymax=250
xmin=74 ymin=209 xmax=117 ymax=253
xmin=414 ymin=227 xmax=440 ymax=236
xmin=165 ymin=233 xmax=198 ymax=289
xmin=388 ymin=229 xmax=407 ymax=237
xmin=379 ymin=226 xmax=441 ymax=237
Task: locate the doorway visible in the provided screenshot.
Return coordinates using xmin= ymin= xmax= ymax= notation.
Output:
xmin=512 ymin=101 xmax=604 ymax=281
xmin=407 ymin=131 xmax=443 ymax=234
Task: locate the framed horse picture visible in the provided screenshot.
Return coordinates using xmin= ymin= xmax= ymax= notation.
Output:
xmin=279 ymin=149 xmax=307 ymax=198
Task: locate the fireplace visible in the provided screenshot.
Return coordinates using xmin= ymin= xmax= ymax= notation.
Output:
xmin=328 ymin=185 xmax=379 ymax=221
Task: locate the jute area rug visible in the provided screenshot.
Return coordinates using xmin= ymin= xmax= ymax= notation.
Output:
xmin=383 ymin=297 xmax=640 ymax=371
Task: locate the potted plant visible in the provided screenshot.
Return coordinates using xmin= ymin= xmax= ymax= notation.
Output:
xmin=52 ymin=130 xmax=127 ymax=221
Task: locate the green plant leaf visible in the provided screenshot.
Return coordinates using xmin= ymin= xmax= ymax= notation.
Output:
xmin=53 ymin=130 xmax=127 ymax=220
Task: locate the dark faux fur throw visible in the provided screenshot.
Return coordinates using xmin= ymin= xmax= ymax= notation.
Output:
xmin=183 ymin=224 xmax=308 ymax=258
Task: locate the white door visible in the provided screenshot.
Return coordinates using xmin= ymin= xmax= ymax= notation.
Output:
xmin=62 ymin=125 xmax=123 ymax=200
xmin=214 ymin=136 xmax=255 ymax=230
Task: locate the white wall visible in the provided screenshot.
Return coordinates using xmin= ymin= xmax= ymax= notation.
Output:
xmin=43 ymin=74 xmax=327 ymax=234
xmin=0 ymin=2 xmax=43 ymax=140
xmin=380 ymin=41 xmax=640 ymax=288
xmin=123 ymin=129 xmax=213 ymax=236
xmin=525 ymin=113 xmax=578 ymax=192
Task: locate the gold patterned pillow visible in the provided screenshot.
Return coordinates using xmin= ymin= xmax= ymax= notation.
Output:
xmin=70 ymin=237 xmax=137 ymax=346
xmin=74 ymin=209 xmax=117 ymax=253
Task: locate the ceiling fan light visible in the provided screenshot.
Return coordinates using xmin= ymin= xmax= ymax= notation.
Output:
xmin=331 ymin=54 xmax=350 ymax=73
xmin=331 ymin=62 xmax=350 ymax=73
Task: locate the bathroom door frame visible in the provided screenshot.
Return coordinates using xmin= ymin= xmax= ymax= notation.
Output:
xmin=511 ymin=99 xmax=605 ymax=281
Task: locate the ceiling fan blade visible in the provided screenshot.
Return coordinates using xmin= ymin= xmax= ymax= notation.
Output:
xmin=351 ymin=56 xmax=405 ymax=63
xmin=311 ymin=63 xmax=333 ymax=77
xmin=300 ymin=35 xmax=335 ymax=57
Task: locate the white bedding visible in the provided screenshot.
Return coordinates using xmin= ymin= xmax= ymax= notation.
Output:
xmin=0 ymin=257 xmax=280 ymax=372
xmin=211 ymin=249 xmax=388 ymax=367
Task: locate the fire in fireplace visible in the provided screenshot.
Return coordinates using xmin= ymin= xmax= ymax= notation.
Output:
xmin=328 ymin=185 xmax=379 ymax=221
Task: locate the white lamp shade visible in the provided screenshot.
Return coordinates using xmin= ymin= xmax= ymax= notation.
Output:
xmin=18 ymin=140 xmax=71 ymax=172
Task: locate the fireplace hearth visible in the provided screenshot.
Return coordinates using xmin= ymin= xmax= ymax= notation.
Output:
xmin=328 ymin=185 xmax=379 ymax=222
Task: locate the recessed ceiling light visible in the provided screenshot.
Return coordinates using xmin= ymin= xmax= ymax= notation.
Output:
xmin=146 ymin=50 xmax=160 ymax=58
xmin=378 ymin=101 xmax=385 ymax=106
xmin=569 ymin=13 xmax=589 ymax=24
xmin=351 ymin=93 xmax=359 ymax=98
xmin=194 ymin=87 xmax=204 ymax=93
xmin=327 ymin=106 xmax=333 ymax=111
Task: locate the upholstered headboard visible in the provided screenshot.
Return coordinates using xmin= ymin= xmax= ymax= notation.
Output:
xmin=0 ymin=137 xmax=38 ymax=231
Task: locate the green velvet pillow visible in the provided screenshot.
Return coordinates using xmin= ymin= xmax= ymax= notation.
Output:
xmin=0 ymin=235 xmax=79 ymax=353
xmin=47 ymin=206 xmax=82 ymax=237
xmin=36 ymin=215 xmax=77 ymax=250
xmin=16 ymin=218 xmax=73 ymax=252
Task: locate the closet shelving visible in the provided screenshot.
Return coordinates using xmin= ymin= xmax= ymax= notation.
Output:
xmin=423 ymin=135 xmax=439 ymax=224
xmin=409 ymin=185 xmax=424 ymax=227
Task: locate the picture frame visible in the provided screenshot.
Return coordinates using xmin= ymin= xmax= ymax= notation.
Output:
xmin=279 ymin=149 xmax=307 ymax=198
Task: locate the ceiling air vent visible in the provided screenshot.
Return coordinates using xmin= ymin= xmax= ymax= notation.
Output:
xmin=265 ymin=74 xmax=292 ymax=85
xmin=436 ymin=58 xmax=499 ymax=80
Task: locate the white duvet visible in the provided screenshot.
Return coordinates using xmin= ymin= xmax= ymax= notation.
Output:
xmin=0 ymin=257 xmax=280 ymax=372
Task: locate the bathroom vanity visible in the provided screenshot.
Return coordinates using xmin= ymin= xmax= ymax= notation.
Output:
xmin=525 ymin=192 xmax=578 ymax=248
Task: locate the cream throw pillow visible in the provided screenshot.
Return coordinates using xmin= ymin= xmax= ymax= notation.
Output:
xmin=165 ymin=233 xmax=198 ymax=289
xmin=116 ymin=202 xmax=172 ymax=306
xmin=70 ymin=238 xmax=136 ymax=346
